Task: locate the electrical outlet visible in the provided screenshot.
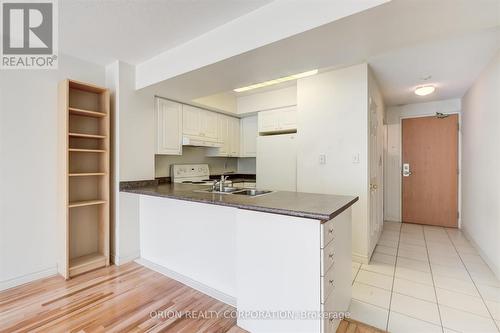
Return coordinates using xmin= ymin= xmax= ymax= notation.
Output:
xmin=319 ymin=154 xmax=327 ymax=165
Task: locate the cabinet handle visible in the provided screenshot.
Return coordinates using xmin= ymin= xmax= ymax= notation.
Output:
xmin=328 ymin=252 xmax=335 ymax=259
xmin=329 ymin=279 xmax=335 ymax=286
xmin=328 ymin=228 xmax=334 ymax=234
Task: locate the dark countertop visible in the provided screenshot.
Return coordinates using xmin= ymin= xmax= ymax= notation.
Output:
xmin=121 ymin=182 xmax=358 ymax=222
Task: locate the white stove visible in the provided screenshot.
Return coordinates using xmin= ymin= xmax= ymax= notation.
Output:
xmin=171 ymin=164 xmax=219 ymax=185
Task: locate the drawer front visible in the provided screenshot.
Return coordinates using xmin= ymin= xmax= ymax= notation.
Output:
xmin=321 ymin=264 xmax=336 ymax=302
xmin=321 ymin=218 xmax=337 ymax=249
xmin=321 ymin=239 xmax=336 ymax=275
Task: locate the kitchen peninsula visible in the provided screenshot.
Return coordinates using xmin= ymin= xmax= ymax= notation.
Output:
xmin=121 ymin=181 xmax=357 ymax=333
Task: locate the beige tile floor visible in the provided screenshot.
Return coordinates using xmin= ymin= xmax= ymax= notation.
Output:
xmin=349 ymin=222 xmax=500 ymax=333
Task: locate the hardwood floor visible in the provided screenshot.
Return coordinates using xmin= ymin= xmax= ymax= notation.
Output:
xmin=0 ymin=262 xmax=386 ymax=333
xmin=337 ymin=319 xmax=386 ymax=333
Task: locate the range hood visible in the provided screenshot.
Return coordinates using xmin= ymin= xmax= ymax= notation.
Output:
xmin=182 ymin=136 xmax=222 ymax=148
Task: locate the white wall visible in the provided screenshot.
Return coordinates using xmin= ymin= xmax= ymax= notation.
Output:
xmin=296 ymin=64 xmax=370 ymax=262
xmin=105 ymin=61 xmax=157 ymax=265
xmin=0 ymin=54 xmax=105 ymax=290
xmin=155 ymin=147 xmax=238 ymax=178
xmin=237 ymin=85 xmax=296 ymax=114
xmin=461 ymin=52 xmax=500 ymax=278
xmin=384 ymin=99 xmax=461 ymax=222
xmin=237 ymin=158 xmax=256 ymax=174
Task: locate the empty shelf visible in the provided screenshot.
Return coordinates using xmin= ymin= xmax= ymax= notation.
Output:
xmin=69 ymin=107 xmax=106 ymax=118
xmin=69 ymin=253 xmax=106 ymax=277
xmin=69 ymin=132 xmax=106 ymax=139
xmin=69 ymin=148 xmax=106 ymax=153
xmin=68 ymin=200 xmax=106 ymax=208
xmin=69 ymin=173 xmax=106 ymax=177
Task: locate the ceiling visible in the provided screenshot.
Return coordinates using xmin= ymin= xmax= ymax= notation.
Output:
xmin=59 ymin=0 xmax=272 ymax=65
xmin=370 ymin=27 xmax=499 ymax=105
xmin=146 ymin=0 xmax=500 ymax=107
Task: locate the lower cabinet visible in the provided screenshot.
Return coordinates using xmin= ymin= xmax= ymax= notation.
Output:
xmin=237 ymin=208 xmax=352 ymax=333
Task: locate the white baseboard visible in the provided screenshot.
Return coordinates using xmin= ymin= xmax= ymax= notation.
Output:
xmin=461 ymin=226 xmax=500 ymax=280
xmin=0 ymin=266 xmax=58 ymax=292
xmin=111 ymin=250 xmax=140 ymax=266
xmin=135 ymin=258 xmax=237 ymax=307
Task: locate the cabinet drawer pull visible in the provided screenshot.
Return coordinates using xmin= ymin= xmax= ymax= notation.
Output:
xmin=329 ymin=279 xmax=335 ymax=287
xmin=328 ymin=252 xmax=335 ymax=259
xmin=328 ymin=228 xmax=334 ymax=234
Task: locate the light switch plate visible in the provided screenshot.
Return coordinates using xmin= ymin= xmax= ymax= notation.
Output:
xmin=319 ymin=154 xmax=327 ymax=165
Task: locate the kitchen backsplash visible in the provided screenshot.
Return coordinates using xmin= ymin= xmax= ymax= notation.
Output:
xmin=155 ymin=146 xmax=255 ymax=177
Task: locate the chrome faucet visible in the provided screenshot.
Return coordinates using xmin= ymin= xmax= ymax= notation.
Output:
xmin=211 ymin=173 xmax=232 ymax=192
xmin=219 ymin=174 xmax=229 ymax=191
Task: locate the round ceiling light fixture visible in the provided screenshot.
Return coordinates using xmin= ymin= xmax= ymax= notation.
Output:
xmin=414 ymin=85 xmax=435 ymax=96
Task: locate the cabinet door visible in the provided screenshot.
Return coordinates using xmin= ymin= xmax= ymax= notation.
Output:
xmin=217 ymin=114 xmax=230 ymax=156
xmin=182 ymin=105 xmax=201 ymax=137
xmin=156 ymin=98 xmax=182 ymax=155
xmin=200 ymin=109 xmax=218 ymax=141
xmin=240 ymin=115 xmax=257 ymax=157
xmin=278 ymin=106 xmax=297 ymax=131
xmin=229 ymin=117 xmax=240 ymax=157
xmin=258 ymin=110 xmax=279 ymax=133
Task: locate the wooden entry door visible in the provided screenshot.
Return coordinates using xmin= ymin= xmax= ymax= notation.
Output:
xmin=402 ymin=114 xmax=458 ymax=227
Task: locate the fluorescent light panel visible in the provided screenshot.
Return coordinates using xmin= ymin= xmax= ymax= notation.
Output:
xmin=234 ymin=69 xmax=318 ymax=92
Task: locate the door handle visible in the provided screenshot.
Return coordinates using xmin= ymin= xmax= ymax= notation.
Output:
xmin=370 ymin=184 xmax=378 ymax=191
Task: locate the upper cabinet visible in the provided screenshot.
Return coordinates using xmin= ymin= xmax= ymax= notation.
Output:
xmin=207 ymin=114 xmax=240 ymax=157
xmin=182 ymin=105 xmax=218 ymax=141
xmin=240 ymin=115 xmax=258 ymax=157
xmin=258 ymin=106 xmax=297 ymax=134
xmin=229 ymin=117 xmax=240 ymax=157
xmin=155 ymin=98 xmax=182 ymax=155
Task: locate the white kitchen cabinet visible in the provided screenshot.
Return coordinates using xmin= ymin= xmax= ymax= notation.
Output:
xmin=229 ymin=116 xmax=240 ymax=157
xmin=240 ymin=115 xmax=257 ymax=157
xmin=258 ymin=106 xmax=297 ymax=134
xmin=182 ymin=105 xmax=218 ymax=141
xmin=200 ymin=109 xmax=218 ymax=141
xmin=206 ymin=114 xmax=240 ymax=157
xmin=155 ymin=98 xmax=182 ymax=155
xmin=182 ymin=104 xmax=201 ymax=137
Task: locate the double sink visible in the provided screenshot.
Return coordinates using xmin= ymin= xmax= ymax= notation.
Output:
xmin=195 ymin=186 xmax=273 ymax=197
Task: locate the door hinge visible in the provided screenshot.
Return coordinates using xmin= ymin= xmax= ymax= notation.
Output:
xmin=457 ymin=122 xmax=460 ymax=131
xmin=457 ymin=211 xmax=460 ymax=219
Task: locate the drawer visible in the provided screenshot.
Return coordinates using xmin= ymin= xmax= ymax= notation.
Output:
xmin=321 ymin=264 xmax=336 ymax=302
xmin=321 ymin=239 xmax=336 ymax=275
xmin=321 ymin=218 xmax=337 ymax=249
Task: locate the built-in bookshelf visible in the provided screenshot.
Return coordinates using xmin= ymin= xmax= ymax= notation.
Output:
xmin=58 ymin=79 xmax=110 ymax=279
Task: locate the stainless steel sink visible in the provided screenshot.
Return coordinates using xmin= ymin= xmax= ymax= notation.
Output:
xmin=194 ymin=186 xmax=242 ymax=194
xmin=232 ymin=189 xmax=273 ymax=197
xmin=194 ymin=187 xmax=273 ymax=197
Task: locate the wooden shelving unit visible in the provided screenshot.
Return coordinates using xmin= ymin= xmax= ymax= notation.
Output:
xmin=58 ymin=79 xmax=110 ymax=279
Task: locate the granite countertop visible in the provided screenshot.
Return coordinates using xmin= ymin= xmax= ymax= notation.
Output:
xmin=121 ymin=182 xmax=358 ymax=222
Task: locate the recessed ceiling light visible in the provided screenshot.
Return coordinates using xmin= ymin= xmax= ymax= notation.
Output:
xmin=414 ymin=85 xmax=435 ymax=96
xmin=234 ymin=69 xmax=318 ymax=93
